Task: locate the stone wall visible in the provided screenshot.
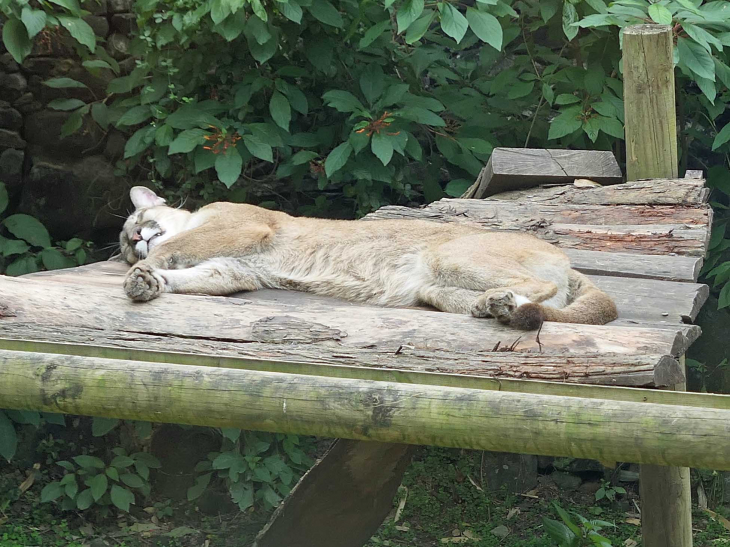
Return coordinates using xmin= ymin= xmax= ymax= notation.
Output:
xmin=0 ymin=0 xmax=137 ymax=243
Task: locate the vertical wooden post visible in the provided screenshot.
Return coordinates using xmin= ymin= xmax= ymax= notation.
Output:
xmin=623 ymin=25 xmax=691 ymax=547
xmin=624 ymin=24 xmax=679 ymax=181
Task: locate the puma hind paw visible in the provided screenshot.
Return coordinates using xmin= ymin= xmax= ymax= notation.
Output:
xmin=124 ymin=263 xmax=165 ymax=302
xmin=471 ymin=290 xmax=517 ymax=323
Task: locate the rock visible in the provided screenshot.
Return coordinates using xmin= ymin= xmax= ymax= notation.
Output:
xmin=109 ymin=0 xmax=133 ymax=13
xmin=0 ymin=149 xmax=25 ymax=188
xmin=19 ymin=154 xmax=131 ymax=238
xmin=0 ymin=103 xmax=22 ymax=130
xmin=0 ymin=53 xmax=19 ymax=73
xmin=84 ymin=15 xmax=110 ymax=38
xmin=0 ymin=129 xmax=26 ymax=149
xmin=0 ymin=72 xmax=28 ymax=102
xmin=86 ymin=0 xmax=108 ymax=15
xmin=553 ymin=457 xmax=606 ymax=475
xmin=111 ymin=14 xmax=137 ymax=34
xmin=107 ymin=33 xmax=131 ymax=60
xmin=490 ymin=525 xmax=510 ymax=539
xmin=480 ymin=452 xmax=538 ymax=493
xmin=550 ymin=471 xmax=582 ymax=492
xmin=104 ymin=130 xmax=127 ymax=160
xmin=30 ymin=31 xmax=77 ymax=57
xmin=578 ymin=480 xmax=602 ymax=495
xmin=13 ymin=92 xmax=42 ymax=114
xmin=25 ymin=110 xmax=104 ymax=157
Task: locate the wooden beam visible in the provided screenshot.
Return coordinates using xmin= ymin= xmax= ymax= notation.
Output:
xmin=2 ymin=350 xmax=730 ymax=470
xmin=461 ymin=148 xmax=622 ymax=198
xmin=623 ymin=24 xmax=691 ymax=547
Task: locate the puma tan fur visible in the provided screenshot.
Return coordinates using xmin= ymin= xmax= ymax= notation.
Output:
xmin=120 ymin=186 xmax=618 ymax=330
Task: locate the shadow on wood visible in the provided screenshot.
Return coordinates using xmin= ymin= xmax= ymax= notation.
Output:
xmin=254 ymin=440 xmax=414 ymax=547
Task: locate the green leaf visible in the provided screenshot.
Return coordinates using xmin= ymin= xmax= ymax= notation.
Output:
xmin=360 ymin=19 xmax=391 ymax=48
xmin=682 ymin=23 xmax=722 ymax=53
xmin=1 ymin=238 xmax=29 ymax=258
xmin=6 ymin=257 xmax=39 ymax=276
xmin=47 ymin=0 xmax=81 ymax=15
xmin=2 ymin=19 xmax=32 ymax=64
xmin=360 ymin=64 xmax=385 ymax=105
xmin=595 ymin=116 xmax=624 ymax=139
xmin=291 ymin=150 xmax=319 ymax=164
xmin=40 ymin=248 xmax=75 ymax=270
xmin=215 ymin=148 xmax=243 ymax=188
xmin=132 ymin=451 xmax=161 ymax=468
xmin=73 ymin=455 xmax=105 ymax=469
xmin=124 ymin=126 xmax=155 ymax=158
xmin=548 ymin=110 xmax=582 ymax=140
xmin=396 ymin=107 xmax=445 ymax=126
xmin=111 ymin=455 xmax=135 ymax=468
xmin=648 ymin=3 xmax=672 ymax=24
xmin=221 ymin=428 xmax=241 ymax=442
xmin=562 ymin=2 xmax=579 ymax=41
xmin=83 ymin=59 xmax=114 ymax=72
xmin=405 ymin=10 xmax=435 ymax=44
xmin=269 ymin=91 xmax=291 ymax=131
xmin=466 ymin=8 xmax=502 ymax=51
xmin=92 ymin=417 xmax=120 ymax=437
xmin=322 ymin=90 xmax=368 ymax=114
xmin=76 ymin=489 xmax=94 ymax=510
xmin=120 ymin=473 xmax=145 ymax=488
xmin=4 ymin=214 xmax=52 ymax=248
xmin=110 ymin=485 xmax=135 ymax=512
xmin=65 ymin=476 xmax=79 ymax=499
xmin=187 ymin=473 xmax=212 ymax=501
xmin=445 ymin=179 xmax=471 ymax=197
xmin=243 ymin=135 xmax=273 ymax=161
xmin=713 ymin=123 xmax=730 ymax=151
xmin=117 ymin=105 xmax=152 ymax=126
xmin=439 ymin=3 xmax=468 ymax=44
xmin=677 ymin=37 xmax=715 ymax=81
xmin=397 ymin=0 xmax=425 ymax=33
xmin=278 ymin=0 xmax=303 ymax=23
xmin=89 ymin=473 xmax=108 ymax=501
xmin=106 ymin=466 xmax=120 ymax=481
xmin=48 ymin=99 xmax=87 ymax=112
xmin=507 ymin=81 xmax=534 ymax=99
xmin=90 ymin=103 xmax=109 ymax=131
xmin=44 ymin=77 xmax=88 ymax=89
xmin=540 ymin=0 xmax=560 ymax=22
xmin=0 ymin=412 xmax=17 ymax=462
xmin=324 ymin=142 xmax=352 ymax=177
xmin=168 ymin=129 xmax=207 ymax=154
xmin=0 ymin=183 xmax=8 ymax=216
xmin=21 ymin=7 xmax=47 ymax=39
xmin=245 ymin=23 xmax=278 ymax=63
xmin=371 ymin=132 xmax=394 ymax=166
xmin=308 ymin=0 xmax=343 ymax=28
xmin=246 ymin=14 xmax=271 ymax=45
xmin=542 ymin=517 xmax=577 ymax=544
xmin=42 ymin=412 xmax=66 ymax=426
xmin=41 ymin=481 xmax=65 ymax=503
xmin=57 ymin=16 xmax=96 ymax=52
xmin=60 ymin=109 xmax=85 ymax=139
xmin=695 ymin=75 xmax=716 ymax=104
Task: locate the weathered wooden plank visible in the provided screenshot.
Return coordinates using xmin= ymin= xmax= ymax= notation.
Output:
xmin=3 ymin=350 xmax=730 ymax=469
xmin=486 ymin=178 xmax=709 ymax=206
xmin=23 ymin=262 xmax=707 ymax=335
xmin=0 ymin=275 xmax=685 ymax=358
xmin=367 ymin=206 xmax=708 ymax=257
xmin=461 ymin=148 xmax=623 ymax=198
xmin=561 ymin=249 xmax=701 ymax=283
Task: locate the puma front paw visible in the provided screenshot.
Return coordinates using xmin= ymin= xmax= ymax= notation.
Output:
xmin=124 ymin=263 xmax=165 ymax=302
xmin=471 ymin=290 xmax=516 ymax=323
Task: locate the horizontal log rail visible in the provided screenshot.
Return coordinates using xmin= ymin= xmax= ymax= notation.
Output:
xmin=2 ymin=349 xmax=730 ymax=470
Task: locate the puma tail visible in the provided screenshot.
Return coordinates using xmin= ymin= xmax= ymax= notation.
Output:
xmin=510 ymin=270 xmax=618 ymax=330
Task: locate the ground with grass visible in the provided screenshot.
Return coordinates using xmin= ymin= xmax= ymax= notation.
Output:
xmin=2 ymin=446 xmax=730 ymax=547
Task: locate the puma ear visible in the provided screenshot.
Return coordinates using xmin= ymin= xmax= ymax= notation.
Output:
xmin=130 ymin=186 xmax=166 ymax=209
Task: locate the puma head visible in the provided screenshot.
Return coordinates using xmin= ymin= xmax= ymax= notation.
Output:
xmin=120 ymin=187 xmax=191 ymax=264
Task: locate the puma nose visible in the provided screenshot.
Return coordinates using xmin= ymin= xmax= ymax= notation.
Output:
xmin=131 ymin=227 xmax=143 ymax=242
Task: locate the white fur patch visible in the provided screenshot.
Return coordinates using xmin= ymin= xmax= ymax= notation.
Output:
xmin=513 ymin=294 xmax=532 ymax=307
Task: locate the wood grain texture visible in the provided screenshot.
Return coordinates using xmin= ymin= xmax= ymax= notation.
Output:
xmin=3 ymin=350 xmax=730 ymax=469
xmin=461 ymin=148 xmax=622 ymax=198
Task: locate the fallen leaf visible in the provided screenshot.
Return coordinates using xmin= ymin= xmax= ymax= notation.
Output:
xmin=466 ymin=475 xmax=483 ymax=492
xmin=574 ymin=178 xmax=602 ymax=188
xmin=128 ymin=523 xmax=159 ymax=533
xmin=462 ymin=530 xmax=480 ymax=540
xmin=18 ymin=473 xmax=36 ymax=493
xmin=451 ymin=528 xmax=461 ymax=537
xmin=625 ymin=518 xmax=641 ymax=526
xmin=394 ymin=486 xmax=408 ymax=523
xmin=624 ymin=539 xmax=638 ymax=547
xmin=166 ymin=526 xmax=198 ymax=538
xmin=440 ymin=538 xmax=471 ymax=544
xmin=395 ymin=525 xmax=410 ymax=532
xmin=490 ymin=525 xmax=509 ymax=538
xmin=506 ymin=508 xmax=520 ymax=519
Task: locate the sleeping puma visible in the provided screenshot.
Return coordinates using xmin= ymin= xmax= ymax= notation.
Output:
xmin=119 ymin=186 xmax=617 ymax=330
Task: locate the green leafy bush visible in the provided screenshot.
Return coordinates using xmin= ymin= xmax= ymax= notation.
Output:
xmin=0 ymin=183 xmax=90 ymax=276
xmin=543 ymin=501 xmax=616 ymax=547
xmin=188 ymin=429 xmax=315 ymax=511
xmin=0 ymin=410 xmax=65 ymax=463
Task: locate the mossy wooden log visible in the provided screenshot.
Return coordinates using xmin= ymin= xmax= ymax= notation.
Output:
xmin=2 ymin=350 xmax=730 ymax=469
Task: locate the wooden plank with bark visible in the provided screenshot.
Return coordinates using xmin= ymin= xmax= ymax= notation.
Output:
xmin=461 ymin=148 xmax=622 ymax=198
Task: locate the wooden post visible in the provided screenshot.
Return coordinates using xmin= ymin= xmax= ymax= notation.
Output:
xmin=623 ymin=25 xmax=679 ymax=181
xmin=623 ymin=24 xmax=691 ymax=547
